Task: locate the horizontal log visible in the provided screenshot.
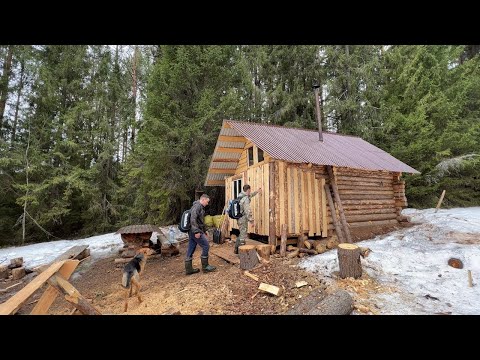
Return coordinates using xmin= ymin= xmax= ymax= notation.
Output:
xmin=340 ymin=194 xmax=394 ymax=200
xmin=336 ymin=177 xmax=393 ymax=185
xmin=338 ymin=189 xmax=394 ymax=195
xmin=348 ymin=219 xmax=399 ymax=228
xmin=208 ymin=168 xmax=237 ymax=174
xmin=211 ymin=158 xmax=240 ymax=163
xmin=335 ymin=169 xmax=393 ymax=179
xmin=343 ymin=208 xmax=397 ymax=216
xmin=206 ymin=180 xmax=226 ymax=186
xmin=345 ymin=213 xmax=398 ymax=222
xmin=341 ymin=204 xmax=398 ymax=210
xmin=216 ymin=147 xmax=244 ymax=153
xmin=337 ymin=184 xmax=394 ymax=191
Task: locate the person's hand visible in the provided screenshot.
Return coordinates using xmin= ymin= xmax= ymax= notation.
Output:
xmin=195 ymin=233 xmax=201 ymax=239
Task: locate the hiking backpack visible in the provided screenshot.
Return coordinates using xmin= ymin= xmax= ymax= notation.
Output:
xmin=178 ymin=209 xmax=191 ymax=233
xmin=227 ymin=195 xmax=245 ymax=220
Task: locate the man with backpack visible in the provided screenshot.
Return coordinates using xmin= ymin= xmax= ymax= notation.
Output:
xmin=184 ymin=194 xmax=217 ymax=275
xmin=235 ymin=185 xmax=262 ymax=254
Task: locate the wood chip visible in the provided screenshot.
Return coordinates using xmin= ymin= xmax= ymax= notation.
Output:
xmin=244 ymin=271 xmax=259 ymax=282
xmin=295 ymin=281 xmax=308 ymax=288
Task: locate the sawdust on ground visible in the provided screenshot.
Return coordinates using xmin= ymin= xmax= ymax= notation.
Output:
xmin=42 ymin=240 xmax=326 ymax=315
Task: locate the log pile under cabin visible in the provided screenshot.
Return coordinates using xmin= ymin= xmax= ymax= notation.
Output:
xmin=205 ymin=120 xmax=419 ymax=249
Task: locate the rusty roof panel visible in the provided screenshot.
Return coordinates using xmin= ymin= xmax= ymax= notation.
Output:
xmin=226 ymin=120 xmax=419 ymax=174
xmin=115 ymin=224 xmax=161 ymax=235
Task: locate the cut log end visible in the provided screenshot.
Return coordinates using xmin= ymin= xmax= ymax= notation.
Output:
xmin=239 ymin=245 xmax=259 ymax=270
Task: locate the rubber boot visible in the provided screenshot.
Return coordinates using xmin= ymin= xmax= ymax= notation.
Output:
xmin=201 ymin=256 xmax=217 ymax=273
xmin=185 ymin=259 xmax=200 ymax=275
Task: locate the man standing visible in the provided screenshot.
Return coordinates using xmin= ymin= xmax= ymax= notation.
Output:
xmin=185 ymin=194 xmax=217 ymax=275
xmin=234 ymin=185 xmax=262 ymax=254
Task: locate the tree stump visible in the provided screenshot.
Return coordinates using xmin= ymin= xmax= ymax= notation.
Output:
xmin=12 ymin=267 xmax=26 ymax=280
xmin=0 ymin=265 xmax=8 ymax=279
xmin=239 ymin=245 xmax=259 ymax=270
xmin=256 ymin=245 xmax=271 ymax=261
xmin=448 ymin=258 xmax=463 ymax=269
xmin=337 ymin=243 xmax=362 ymax=279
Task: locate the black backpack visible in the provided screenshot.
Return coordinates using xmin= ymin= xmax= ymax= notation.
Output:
xmin=178 ymin=209 xmax=191 ymax=233
xmin=227 ymin=195 xmax=245 ymax=220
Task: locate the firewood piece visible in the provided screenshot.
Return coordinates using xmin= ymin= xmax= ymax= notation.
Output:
xmin=359 ymin=247 xmax=372 ymax=258
xmin=296 ymin=281 xmax=308 ymax=288
xmin=307 ymin=290 xmax=354 ymax=315
xmin=298 ymin=248 xmax=317 ymax=255
xmin=287 ymin=245 xmax=296 ymax=251
xmin=270 ymin=244 xmax=276 ymax=254
xmin=435 ymin=190 xmax=446 ymax=213
xmin=121 ymin=249 xmax=137 ymax=258
xmin=304 ymin=240 xmax=313 ymax=249
xmin=315 ymin=242 xmax=327 ymax=254
xmin=258 ymin=282 xmax=282 ymax=296
xmin=239 ymin=245 xmax=259 ymax=270
xmin=12 ymin=267 xmax=26 ymax=280
xmin=280 ymin=224 xmax=287 ymax=257
xmin=468 ymin=270 xmax=473 ymax=287
xmin=244 ymin=271 xmax=259 ymax=282
xmin=337 ymin=243 xmax=362 ymax=279
xmin=0 ymin=265 xmax=8 ymax=279
xmin=287 ymin=249 xmax=300 ymax=259
xmin=114 ymin=258 xmax=131 ymax=264
xmin=285 ymin=288 xmax=326 ymax=314
xmin=297 ymin=235 xmax=304 ymax=249
xmin=448 ymin=258 xmax=463 ymax=269
xmin=256 ymin=244 xmax=271 ymax=261
xmin=8 ymin=257 xmax=23 ymax=269
xmin=326 ymin=237 xmax=339 ymax=249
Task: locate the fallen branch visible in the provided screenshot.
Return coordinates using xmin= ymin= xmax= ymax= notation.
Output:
xmin=287 ymin=249 xmax=299 ymax=259
xmin=0 ymin=282 xmax=23 ymax=293
xmin=359 ymin=247 xmax=372 ymax=258
xmin=244 ymin=271 xmax=259 ymax=282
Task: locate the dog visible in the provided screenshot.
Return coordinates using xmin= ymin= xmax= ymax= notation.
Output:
xmin=122 ymin=252 xmax=147 ymax=312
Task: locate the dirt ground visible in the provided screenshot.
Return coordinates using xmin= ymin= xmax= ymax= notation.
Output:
xmin=0 ymin=224 xmax=407 ymax=315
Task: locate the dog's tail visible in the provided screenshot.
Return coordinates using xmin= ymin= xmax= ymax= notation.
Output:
xmin=122 ymin=270 xmax=133 ymax=288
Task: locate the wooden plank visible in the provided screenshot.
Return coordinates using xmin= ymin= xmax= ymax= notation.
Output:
xmin=283 ymin=162 xmax=288 ymax=234
xmin=206 ymin=180 xmax=225 ymax=186
xmin=280 ymin=224 xmax=287 ymax=257
xmin=208 ymin=168 xmax=237 ymax=174
xmin=269 ymin=162 xmax=276 ymax=245
xmin=254 ymin=145 xmax=259 ymax=164
xmin=258 ymin=283 xmax=282 ymax=296
xmin=210 ymin=248 xmax=240 ymax=265
xmin=287 ymin=166 xmax=294 ymax=234
xmin=301 ymin=170 xmax=307 ymax=233
xmin=31 ymin=260 xmax=80 ymax=315
xmin=279 ymin=162 xmax=285 ymax=237
xmin=49 ymin=275 xmax=101 ymax=315
xmin=321 ymin=178 xmax=327 ymax=237
xmin=324 ymin=184 xmax=345 ymax=243
xmin=218 ymin=135 xmax=246 ymax=143
xmin=0 ymin=260 xmax=67 ymax=315
xmin=315 ymin=177 xmax=321 ymax=235
xmin=217 ymin=147 xmax=244 ymax=153
xmin=294 ymin=168 xmax=300 ymax=235
xmin=306 ymin=172 xmax=316 ymax=236
xmin=264 ymin=163 xmax=269 ymax=236
xmin=211 ymin=158 xmax=239 ymax=163
xmin=327 ymin=166 xmax=352 ymax=243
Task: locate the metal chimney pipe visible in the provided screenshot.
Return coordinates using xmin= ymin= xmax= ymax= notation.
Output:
xmin=313 ymin=84 xmax=323 ymax=142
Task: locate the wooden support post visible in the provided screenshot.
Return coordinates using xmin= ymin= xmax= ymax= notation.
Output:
xmin=327 ymin=166 xmax=352 ymax=243
xmin=337 ymin=243 xmax=362 ymax=279
xmin=280 ymin=224 xmax=287 ymax=257
xmin=269 ymin=161 xmax=277 ymax=246
xmin=468 ymin=270 xmax=473 ymax=287
xmin=324 ymin=184 xmax=345 ymax=243
xmin=238 ymin=245 xmax=259 ymax=270
xmin=48 ymin=275 xmax=101 ymax=315
xmin=435 ymin=190 xmax=446 ymax=213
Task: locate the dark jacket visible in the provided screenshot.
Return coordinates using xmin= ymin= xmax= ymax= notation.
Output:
xmin=190 ymin=200 xmax=206 ymax=234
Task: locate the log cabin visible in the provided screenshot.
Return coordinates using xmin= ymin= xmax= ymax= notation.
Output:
xmin=204 ymin=120 xmax=419 ymax=246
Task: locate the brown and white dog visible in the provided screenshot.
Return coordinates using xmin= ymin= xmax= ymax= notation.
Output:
xmin=122 ymin=252 xmax=147 ymax=312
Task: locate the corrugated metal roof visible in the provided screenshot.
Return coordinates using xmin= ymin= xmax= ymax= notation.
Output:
xmin=225 ymin=120 xmax=419 ymax=174
xmin=116 ymin=224 xmax=161 ymax=234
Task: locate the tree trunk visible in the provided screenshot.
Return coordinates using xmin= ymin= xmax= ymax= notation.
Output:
xmin=337 ymin=243 xmax=362 ymax=279
xmin=280 ymin=224 xmax=287 ymax=257
xmin=11 ymin=59 xmax=24 ymax=144
xmin=130 ymin=45 xmax=138 ymax=151
xmin=256 ymin=244 xmax=271 ymax=261
xmin=307 ymin=289 xmax=353 ymax=315
xmin=22 ymin=125 xmax=31 ymax=245
xmin=0 ymin=45 xmax=13 ymax=131
xmin=238 ymin=245 xmax=259 ymax=270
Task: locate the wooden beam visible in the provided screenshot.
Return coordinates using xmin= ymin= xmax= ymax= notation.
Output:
xmin=49 ymin=275 xmax=101 ymax=315
xmin=324 ymin=184 xmax=345 ymax=243
xmin=218 ymin=135 xmax=246 ymax=143
xmin=211 ymin=158 xmax=239 ymax=162
xmin=216 ymin=147 xmax=244 ymax=153
xmin=327 ymin=166 xmax=352 ymax=243
xmin=269 ymin=161 xmax=277 ymax=246
xmin=0 ymin=260 xmax=67 ymax=315
xmin=435 ymin=190 xmax=446 ymax=213
xmin=31 ymin=260 xmax=80 ymax=315
xmin=208 ymin=168 xmax=237 ymax=174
